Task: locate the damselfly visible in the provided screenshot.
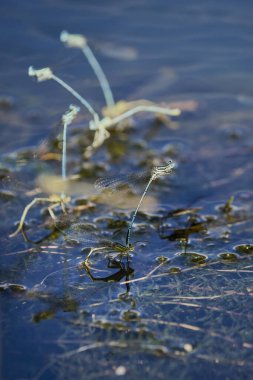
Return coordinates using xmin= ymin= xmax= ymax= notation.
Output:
xmin=55 ymin=217 xmax=134 ymax=266
xmin=9 ymin=105 xmax=79 ymax=238
xmin=95 ymin=160 xmax=175 ymax=247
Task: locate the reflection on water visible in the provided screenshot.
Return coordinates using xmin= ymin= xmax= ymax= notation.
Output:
xmin=1 ymin=1 xmax=253 ymax=380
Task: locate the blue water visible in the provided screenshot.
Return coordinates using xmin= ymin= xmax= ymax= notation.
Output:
xmin=1 ymin=0 xmax=253 ymax=152
xmin=1 ymin=1 xmax=253 ymax=380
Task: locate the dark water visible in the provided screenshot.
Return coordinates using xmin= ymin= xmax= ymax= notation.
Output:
xmin=1 ymin=1 xmax=253 ymax=379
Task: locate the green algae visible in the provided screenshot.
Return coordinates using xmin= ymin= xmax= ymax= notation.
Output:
xmin=235 ymin=244 xmax=253 ymax=255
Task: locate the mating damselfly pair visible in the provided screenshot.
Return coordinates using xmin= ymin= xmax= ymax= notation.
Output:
xmin=53 ymin=160 xmax=175 ymax=265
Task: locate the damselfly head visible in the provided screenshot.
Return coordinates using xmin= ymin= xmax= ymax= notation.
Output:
xmin=128 ymin=243 xmax=135 ymax=252
xmin=153 ymin=160 xmax=175 ymax=177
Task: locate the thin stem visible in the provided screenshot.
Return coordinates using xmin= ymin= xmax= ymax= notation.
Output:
xmin=126 ymin=174 xmax=156 ymax=247
xmin=82 ymin=45 xmax=115 ymax=108
xmin=51 ymin=74 xmax=100 ymax=124
xmin=111 ymin=105 xmax=180 ymax=126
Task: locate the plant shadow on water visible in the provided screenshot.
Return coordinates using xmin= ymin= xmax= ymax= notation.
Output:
xmin=1 ymin=2 xmax=253 ymax=380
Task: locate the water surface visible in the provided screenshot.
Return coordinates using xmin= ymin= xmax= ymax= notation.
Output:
xmin=1 ymin=1 xmax=253 ymax=379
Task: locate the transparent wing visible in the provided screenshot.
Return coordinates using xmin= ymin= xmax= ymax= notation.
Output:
xmin=0 ymin=173 xmax=31 ymax=194
xmin=95 ymin=168 xmax=150 ymax=192
xmin=55 ymin=216 xmax=113 ymax=248
xmin=55 ymin=215 xmax=99 ymax=246
xmin=63 ymin=223 xmax=99 ymax=245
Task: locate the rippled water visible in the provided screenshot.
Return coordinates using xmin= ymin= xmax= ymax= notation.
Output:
xmin=1 ymin=1 xmax=253 ymax=380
